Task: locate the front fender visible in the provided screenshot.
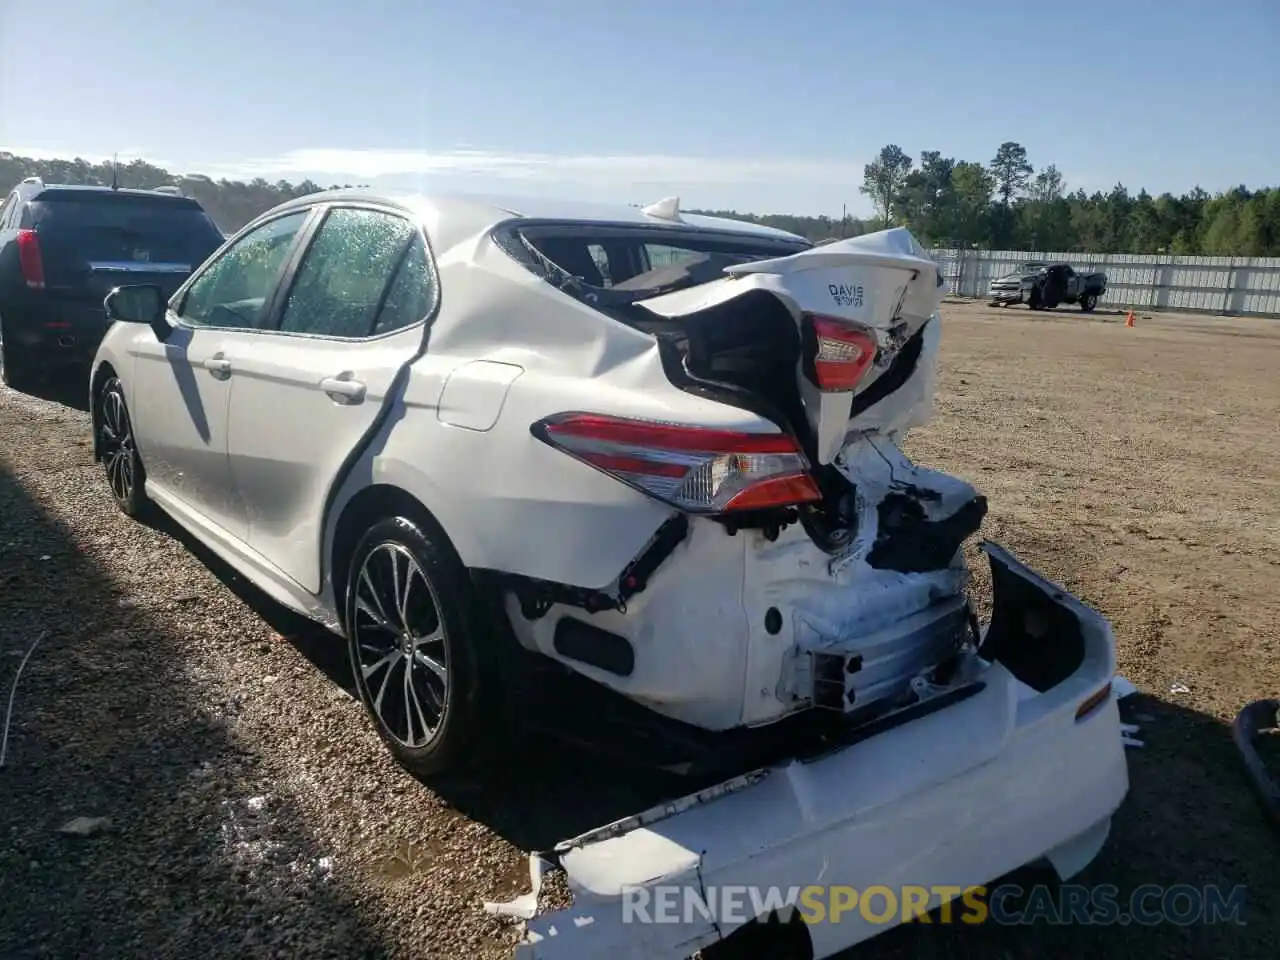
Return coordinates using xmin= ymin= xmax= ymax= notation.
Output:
xmin=88 ymin=356 xmax=113 ymax=462
xmin=88 ymin=330 xmax=144 ymax=462
xmin=88 ymin=366 xmax=103 ymax=462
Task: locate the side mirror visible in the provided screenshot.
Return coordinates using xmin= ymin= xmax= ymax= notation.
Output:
xmin=105 ymin=284 xmax=171 ymax=343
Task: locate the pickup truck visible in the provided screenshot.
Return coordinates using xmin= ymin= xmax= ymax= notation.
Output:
xmin=988 ymin=261 xmax=1107 ymax=312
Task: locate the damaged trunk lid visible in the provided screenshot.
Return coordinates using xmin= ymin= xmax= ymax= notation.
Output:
xmin=633 ymin=227 xmax=945 ymax=465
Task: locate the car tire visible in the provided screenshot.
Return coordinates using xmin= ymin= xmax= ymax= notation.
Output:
xmin=344 ymin=515 xmax=494 ymax=779
xmin=1080 ymin=293 xmax=1098 ymax=312
xmin=1027 ymin=289 xmax=1042 ymax=310
xmin=97 ymin=377 xmax=151 ymax=518
xmin=0 ymin=320 xmax=34 ymax=392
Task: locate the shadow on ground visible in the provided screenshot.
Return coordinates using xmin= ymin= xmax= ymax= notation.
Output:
xmin=16 ymin=371 xmax=92 ymax=412
xmin=0 ymin=461 xmax=390 ymax=959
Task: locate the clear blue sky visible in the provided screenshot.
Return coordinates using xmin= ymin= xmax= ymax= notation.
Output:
xmin=2 ymin=0 xmax=1276 ymax=217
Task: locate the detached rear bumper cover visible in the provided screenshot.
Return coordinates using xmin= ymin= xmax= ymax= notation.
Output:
xmin=515 ymin=542 xmax=1130 ymax=959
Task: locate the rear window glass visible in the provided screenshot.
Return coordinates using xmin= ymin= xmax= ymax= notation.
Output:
xmin=504 ymin=224 xmax=808 ymax=303
xmin=31 ymin=196 xmax=224 ymax=266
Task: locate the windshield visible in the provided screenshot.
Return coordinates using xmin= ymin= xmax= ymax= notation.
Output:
xmin=497 ymin=222 xmax=810 ymax=305
xmin=1014 ymin=261 xmax=1046 ymax=274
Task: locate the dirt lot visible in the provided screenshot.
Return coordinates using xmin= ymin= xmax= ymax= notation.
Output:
xmin=1 ymin=300 xmax=1277 ymax=959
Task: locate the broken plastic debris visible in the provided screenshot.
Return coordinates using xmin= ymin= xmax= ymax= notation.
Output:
xmin=483 ymin=853 xmax=555 ymax=921
xmin=1112 ymin=674 xmax=1138 ymax=699
xmin=1120 ymin=719 xmax=1143 ymax=748
xmin=1121 ymin=725 xmax=1144 ymax=744
xmin=1170 ymin=682 xmax=1191 ymax=694
xmin=58 ymin=816 xmax=111 ymax=837
xmin=1231 ymin=698 xmax=1280 ymax=826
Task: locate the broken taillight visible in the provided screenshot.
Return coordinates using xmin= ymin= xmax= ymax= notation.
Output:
xmin=804 ymin=314 xmax=878 ymax=391
xmin=16 ymin=230 xmax=45 ymax=290
xmin=533 ymin=412 xmax=821 ymax=514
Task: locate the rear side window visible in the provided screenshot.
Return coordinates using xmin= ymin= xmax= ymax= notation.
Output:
xmin=30 ymin=195 xmax=224 ymax=267
xmin=643 ymin=243 xmax=706 ymax=271
xmin=277 ymin=207 xmax=419 ymax=339
xmin=372 ymin=235 xmax=435 ymax=335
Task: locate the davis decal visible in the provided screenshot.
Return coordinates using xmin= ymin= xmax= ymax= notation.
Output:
xmin=829 ymin=282 xmax=864 ymax=309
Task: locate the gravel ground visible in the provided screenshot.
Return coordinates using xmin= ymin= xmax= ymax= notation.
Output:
xmin=1 ymin=301 xmax=1278 ymax=960
xmin=0 ymin=385 xmax=549 ymax=958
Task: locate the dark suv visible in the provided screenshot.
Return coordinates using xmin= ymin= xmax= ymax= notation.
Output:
xmin=0 ymin=178 xmax=225 ymax=390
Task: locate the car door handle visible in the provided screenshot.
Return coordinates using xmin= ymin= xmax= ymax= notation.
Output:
xmin=320 ymin=375 xmax=366 ymax=404
xmin=204 ymin=356 xmax=232 ymax=379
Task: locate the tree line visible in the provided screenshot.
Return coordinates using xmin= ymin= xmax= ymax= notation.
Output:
xmin=852 ymin=141 xmax=1280 ymax=256
xmin=4 ymin=147 xmax=1277 ymax=257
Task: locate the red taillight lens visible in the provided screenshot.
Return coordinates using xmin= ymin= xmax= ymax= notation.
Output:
xmin=534 ymin=412 xmax=821 ymax=514
xmin=807 ymin=314 xmax=877 ymax=391
xmin=16 ymin=230 xmax=45 ymax=290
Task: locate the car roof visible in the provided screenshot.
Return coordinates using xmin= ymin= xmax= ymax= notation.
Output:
xmin=16 ymin=181 xmax=204 ymax=206
xmin=263 ymin=188 xmax=811 ymax=255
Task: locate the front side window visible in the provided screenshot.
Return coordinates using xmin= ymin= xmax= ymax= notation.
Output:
xmin=177 ymin=210 xmax=309 ymax=328
xmin=277 ymin=207 xmax=419 ymax=339
xmin=586 ymin=243 xmax=613 ymax=286
xmin=643 ymin=243 xmax=705 ymax=271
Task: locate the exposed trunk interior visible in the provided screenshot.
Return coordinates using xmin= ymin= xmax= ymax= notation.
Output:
xmin=624 ymin=288 xmax=810 ymax=449
xmin=622 ymin=291 xmax=872 ymax=549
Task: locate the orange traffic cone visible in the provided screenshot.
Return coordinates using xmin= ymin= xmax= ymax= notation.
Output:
xmin=1125 ymin=310 xmax=1135 ymax=328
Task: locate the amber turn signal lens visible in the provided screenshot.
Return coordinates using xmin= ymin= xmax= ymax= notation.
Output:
xmin=1075 ymin=681 xmax=1113 ymax=721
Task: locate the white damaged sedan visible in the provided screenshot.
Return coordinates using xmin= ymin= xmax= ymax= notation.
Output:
xmin=89 ymin=191 xmax=1129 ymax=959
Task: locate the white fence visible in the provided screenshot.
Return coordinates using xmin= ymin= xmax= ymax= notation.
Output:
xmin=925 ymin=248 xmax=1280 ymax=317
